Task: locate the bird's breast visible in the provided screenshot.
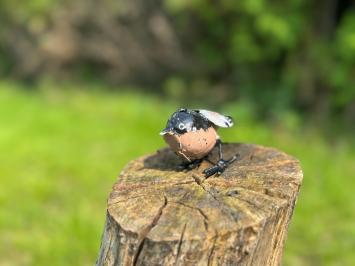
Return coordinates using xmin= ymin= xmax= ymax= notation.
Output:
xmin=163 ymin=127 xmax=217 ymax=162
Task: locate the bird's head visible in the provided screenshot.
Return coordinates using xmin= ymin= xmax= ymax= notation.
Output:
xmin=160 ymin=109 xmax=197 ymax=136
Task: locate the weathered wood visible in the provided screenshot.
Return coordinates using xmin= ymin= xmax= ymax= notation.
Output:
xmin=96 ymin=143 xmax=303 ymax=266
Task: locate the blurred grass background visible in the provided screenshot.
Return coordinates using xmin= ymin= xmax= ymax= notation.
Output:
xmin=0 ymin=0 xmax=355 ymax=265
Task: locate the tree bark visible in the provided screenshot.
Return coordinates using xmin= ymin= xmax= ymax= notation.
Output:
xmin=96 ymin=143 xmax=303 ymax=266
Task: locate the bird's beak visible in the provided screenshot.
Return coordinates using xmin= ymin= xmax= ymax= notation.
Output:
xmin=159 ymin=127 xmax=173 ymax=135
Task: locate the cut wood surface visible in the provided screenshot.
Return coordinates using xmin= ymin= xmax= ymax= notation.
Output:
xmin=96 ymin=143 xmax=303 ymax=266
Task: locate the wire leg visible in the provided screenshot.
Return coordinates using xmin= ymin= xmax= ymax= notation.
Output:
xmin=203 ymin=140 xmax=240 ymax=178
xmin=217 ymin=139 xmax=223 ymax=160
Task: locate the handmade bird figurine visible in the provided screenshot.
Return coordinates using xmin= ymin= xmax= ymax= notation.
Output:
xmin=160 ymin=108 xmax=239 ymax=177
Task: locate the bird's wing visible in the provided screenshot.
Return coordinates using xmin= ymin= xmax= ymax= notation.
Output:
xmin=195 ymin=109 xmax=234 ymax=128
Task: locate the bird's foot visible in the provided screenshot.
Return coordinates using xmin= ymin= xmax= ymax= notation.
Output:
xmin=177 ymin=159 xmax=203 ymax=171
xmin=203 ymin=154 xmax=240 ymax=178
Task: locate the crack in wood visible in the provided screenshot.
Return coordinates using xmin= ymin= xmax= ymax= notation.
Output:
xmin=207 ymin=230 xmax=218 ymax=266
xmin=172 ymin=181 xmax=195 ymax=186
xmin=234 ymin=196 xmax=265 ymax=213
xmin=109 ymin=194 xmax=147 ymax=205
xmin=206 ymin=180 xmax=291 ymax=201
xmin=192 ymin=174 xmax=243 ymax=224
xmin=192 ymin=174 xmax=219 ymax=202
xmin=175 ymin=222 xmax=187 ymax=265
xmin=172 ymin=201 xmax=209 ymax=231
xmin=132 ymin=195 xmax=168 ymax=265
xmin=113 ymin=179 xmax=194 ymax=192
xmin=133 ymin=238 xmax=146 ymax=266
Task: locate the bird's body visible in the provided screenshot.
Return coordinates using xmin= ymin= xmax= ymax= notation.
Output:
xmin=163 ymin=126 xmax=217 ymax=162
xmin=160 ymin=108 xmax=238 ymax=177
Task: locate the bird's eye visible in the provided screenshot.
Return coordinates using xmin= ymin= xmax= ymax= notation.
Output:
xmin=178 ymin=123 xmax=185 ymax=130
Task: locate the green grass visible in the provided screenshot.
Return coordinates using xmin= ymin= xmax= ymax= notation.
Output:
xmin=0 ymin=82 xmax=354 ymax=265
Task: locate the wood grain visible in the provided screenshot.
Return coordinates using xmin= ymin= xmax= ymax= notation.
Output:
xmin=96 ymin=143 xmax=303 ymax=266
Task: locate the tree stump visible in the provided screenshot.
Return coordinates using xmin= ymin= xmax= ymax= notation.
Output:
xmin=96 ymin=143 xmax=303 ymax=266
